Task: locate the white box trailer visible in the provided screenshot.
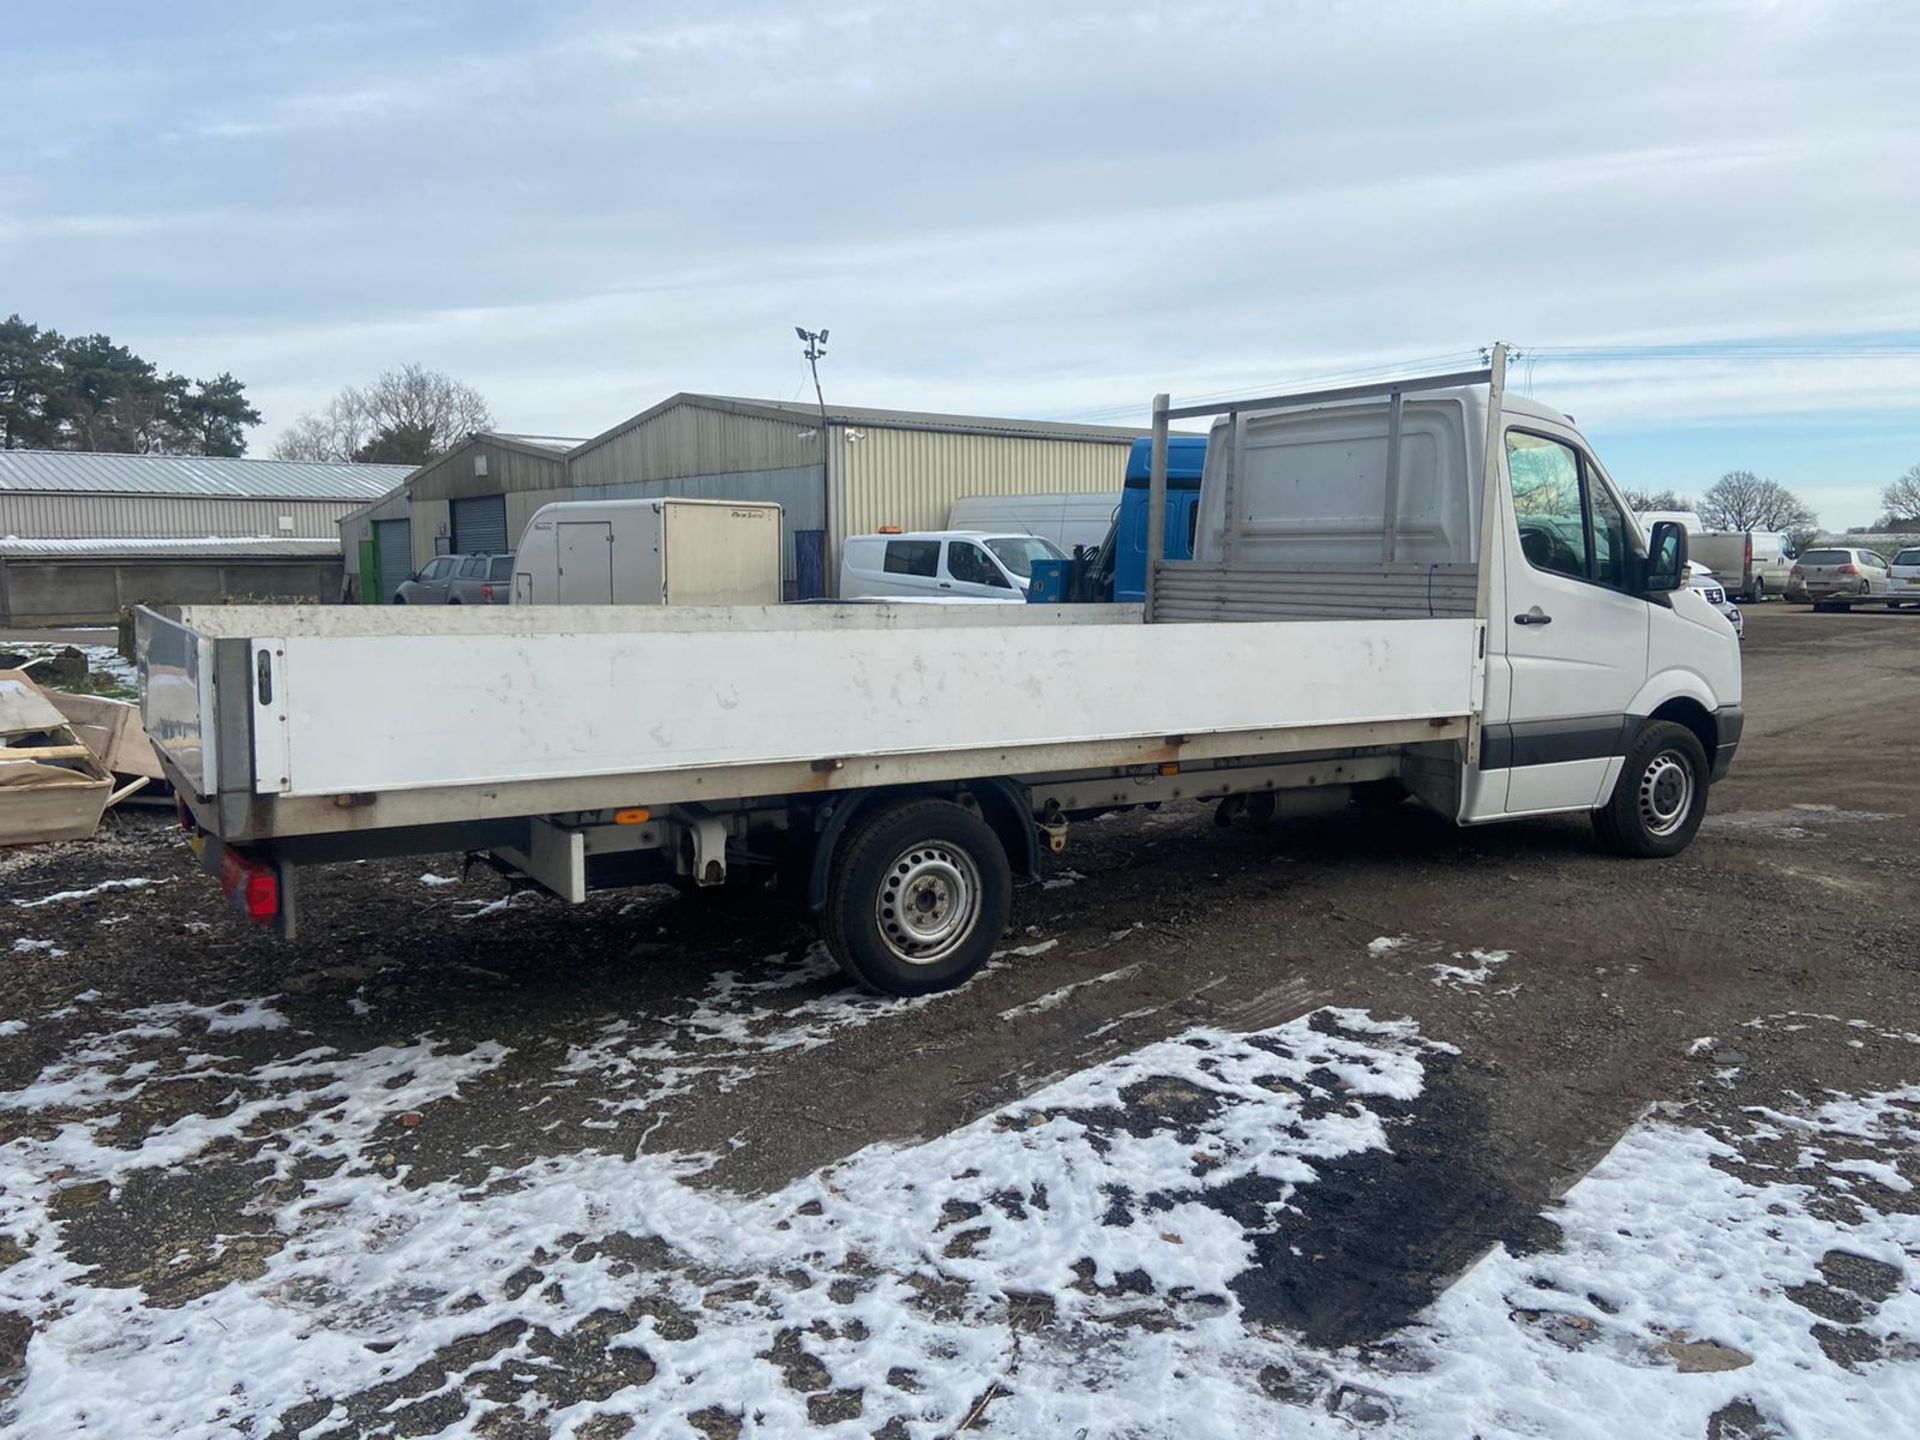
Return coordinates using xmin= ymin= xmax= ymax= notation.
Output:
xmin=137 ymin=346 xmax=1743 ymax=995
xmin=512 ymin=497 xmax=782 ymax=606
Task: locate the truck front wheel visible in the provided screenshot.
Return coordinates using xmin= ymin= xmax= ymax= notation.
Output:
xmin=823 ymin=798 xmax=1012 ymax=996
xmin=1592 ymin=721 xmax=1709 ymax=858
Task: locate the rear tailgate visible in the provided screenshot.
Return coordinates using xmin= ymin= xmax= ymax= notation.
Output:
xmin=1892 ymin=552 xmax=1920 ymax=598
xmin=136 ymin=608 xmax=221 ymax=796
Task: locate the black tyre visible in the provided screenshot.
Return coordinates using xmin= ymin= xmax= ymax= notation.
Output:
xmin=822 ymin=798 xmax=1012 ymax=996
xmin=1593 ymin=720 xmax=1710 ymax=858
xmin=1748 ymin=577 xmax=1766 ymax=602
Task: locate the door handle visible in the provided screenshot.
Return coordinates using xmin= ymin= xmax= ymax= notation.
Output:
xmin=938 ymin=582 xmax=952 ymax=589
xmin=1514 ymin=606 xmax=1552 ymax=626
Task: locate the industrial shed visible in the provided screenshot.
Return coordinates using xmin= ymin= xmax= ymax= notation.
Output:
xmin=0 ymin=450 xmax=409 ymax=624
xmin=0 ymin=537 xmax=344 ymax=626
xmin=0 ymin=450 xmax=407 ymax=541
xmin=374 ymin=397 xmax=1145 ymax=599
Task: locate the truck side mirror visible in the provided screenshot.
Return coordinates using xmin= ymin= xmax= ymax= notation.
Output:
xmin=1645 ymin=521 xmax=1688 ymax=593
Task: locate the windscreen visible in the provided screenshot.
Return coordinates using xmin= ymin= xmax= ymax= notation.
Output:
xmin=984 ymin=536 xmax=1065 ymax=578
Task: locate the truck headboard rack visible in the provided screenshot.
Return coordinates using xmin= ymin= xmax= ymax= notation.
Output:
xmin=1144 ymin=350 xmax=1507 ymax=626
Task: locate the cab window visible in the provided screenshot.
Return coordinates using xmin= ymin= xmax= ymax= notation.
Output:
xmin=1507 ymin=433 xmax=1588 ymax=581
xmin=422 ymin=557 xmax=456 ymax=581
xmin=1507 ymin=431 xmax=1635 ymax=591
xmin=947 ymin=541 xmax=1010 ymax=587
xmin=1587 ymin=473 xmax=1629 ymax=590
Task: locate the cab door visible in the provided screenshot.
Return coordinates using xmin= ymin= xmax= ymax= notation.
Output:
xmin=942 ymin=538 xmax=1019 ymax=598
xmin=1492 ymin=427 xmax=1650 ymax=814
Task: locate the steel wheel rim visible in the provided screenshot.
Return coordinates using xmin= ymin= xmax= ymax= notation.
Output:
xmin=1638 ymin=751 xmax=1694 ymax=838
xmin=877 ymin=843 xmax=982 ymax=965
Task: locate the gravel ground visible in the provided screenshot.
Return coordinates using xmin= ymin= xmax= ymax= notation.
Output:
xmin=1 ymin=603 xmax=1915 ymax=1436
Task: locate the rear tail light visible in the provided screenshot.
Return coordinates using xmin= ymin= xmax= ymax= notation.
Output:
xmin=1838 ymin=563 xmax=1859 ymax=575
xmin=481 ymin=583 xmax=494 ymax=601
xmin=217 ymin=849 xmax=279 ymax=923
xmin=1789 ymin=566 xmax=1803 ymax=579
xmin=1744 ymin=536 xmax=1752 ymax=567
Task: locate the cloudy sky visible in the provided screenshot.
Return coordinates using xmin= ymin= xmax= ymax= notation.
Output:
xmin=4 ymin=0 xmax=1917 ymax=526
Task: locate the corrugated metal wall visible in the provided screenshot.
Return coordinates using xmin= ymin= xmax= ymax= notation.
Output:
xmin=0 ymin=492 xmax=361 ymax=540
xmin=507 ymin=487 xmax=578 ymax=548
xmin=838 ymin=428 xmax=1130 ymax=541
xmin=406 ymin=438 xmax=569 ymax=502
xmin=570 ymin=407 xmax=822 ymax=489
xmin=411 ymin=499 xmax=452 ymax=569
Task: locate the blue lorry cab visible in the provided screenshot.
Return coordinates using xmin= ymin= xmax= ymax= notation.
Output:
xmin=1111 ymin=435 xmax=1208 ymax=602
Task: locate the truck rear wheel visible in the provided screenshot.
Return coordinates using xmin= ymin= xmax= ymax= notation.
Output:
xmin=1592 ymin=721 xmax=1709 ymax=858
xmin=823 ymin=798 xmax=1012 ymax=996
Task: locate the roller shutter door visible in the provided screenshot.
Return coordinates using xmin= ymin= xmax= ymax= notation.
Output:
xmin=452 ymin=495 xmax=508 ymax=555
xmin=374 ymin=519 xmax=412 ymax=602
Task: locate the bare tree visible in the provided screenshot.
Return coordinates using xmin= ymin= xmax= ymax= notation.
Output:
xmin=271 ymin=364 xmax=493 ymax=464
xmin=1698 ymin=470 xmax=1818 ymax=535
xmin=1881 ymin=464 xmax=1920 ymax=527
xmin=1621 ymin=487 xmax=1694 ymax=513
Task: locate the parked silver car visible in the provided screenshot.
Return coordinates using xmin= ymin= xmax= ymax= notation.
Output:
xmin=1787 ymin=547 xmax=1896 ymax=610
xmin=1891 ymin=546 xmax=1920 ymax=607
xmin=394 ymin=553 xmax=514 ymax=605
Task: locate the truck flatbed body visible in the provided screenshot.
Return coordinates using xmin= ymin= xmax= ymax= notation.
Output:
xmin=140 ymin=602 xmax=1479 ymax=842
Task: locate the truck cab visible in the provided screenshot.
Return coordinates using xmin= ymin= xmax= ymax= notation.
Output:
xmin=1170 ymin=380 xmax=1742 ymax=824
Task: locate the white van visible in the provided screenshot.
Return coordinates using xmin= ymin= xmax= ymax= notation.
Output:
xmin=1687 ymin=530 xmax=1794 ymax=601
xmin=514 ymin=498 xmax=783 ymax=606
xmin=946 ymin=492 xmax=1122 ymax=556
xmin=840 ymin=531 xmax=1064 ymax=600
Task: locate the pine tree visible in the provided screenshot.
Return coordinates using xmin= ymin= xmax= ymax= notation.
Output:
xmin=0 ymin=314 xmax=62 ymax=449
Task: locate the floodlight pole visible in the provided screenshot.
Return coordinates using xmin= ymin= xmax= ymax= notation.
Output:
xmin=796 ymin=326 xmax=829 ymax=441
xmin=796 ymin=326 xmax=832 ymax=596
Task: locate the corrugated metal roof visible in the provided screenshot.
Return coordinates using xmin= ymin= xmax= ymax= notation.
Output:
xmin=705 ymin=396 xmax=1150 ymax=441
xmin=0 ymin=450 xmax=411 ymax=500
xmin=576 ymin=393 xmax=1150 ymax=455
xmin=491 ymin=433 xmax=584 ymax=454
xmin=0 ymin=536 xmax=342 ymax=558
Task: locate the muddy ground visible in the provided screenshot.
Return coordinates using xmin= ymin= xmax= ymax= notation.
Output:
xmin=1 ymin=602 xmax=1915 ymax=1435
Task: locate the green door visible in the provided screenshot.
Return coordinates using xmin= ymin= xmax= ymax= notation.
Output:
xmin=357 ymin=539 xmax=379 ymax=605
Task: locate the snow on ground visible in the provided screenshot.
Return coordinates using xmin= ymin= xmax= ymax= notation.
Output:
xmin=11 ymin=877 xmax=162 ymax=909
xmin=1427 ymin=947 xmax=1511 ymax=989
xmin=1 ymin=975 xmax=1913 ymax=1438
xmin=0 ymin=1005 xmax=1434 ymax=1438
xmin=1387 ymin=1088 xmax=1920 ymax=1438
xmin=552 ymin=942 xmax=1001 ymax=1119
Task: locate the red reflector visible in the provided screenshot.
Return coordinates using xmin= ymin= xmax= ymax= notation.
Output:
xmin=218 ymin=849 xmax=279 ymax=922
xmin=481 ymin=583 xmax=493 ymax=601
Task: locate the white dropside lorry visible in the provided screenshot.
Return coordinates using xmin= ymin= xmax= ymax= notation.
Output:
xmin=137 ymin=347 xmax=1742 ymax=995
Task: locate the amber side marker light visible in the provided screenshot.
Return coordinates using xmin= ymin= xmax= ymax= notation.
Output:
xmin=614 ymin=808 xmax=652 ymax=825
